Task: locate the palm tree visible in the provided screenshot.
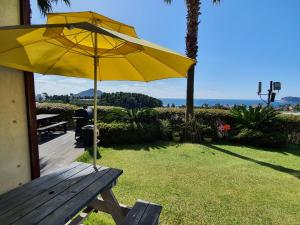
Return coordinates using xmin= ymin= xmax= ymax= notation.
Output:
xmin=37 ymin=0 xmax=71 ymax=16
xmin=164 ymin=0 xmax=220 ymax=121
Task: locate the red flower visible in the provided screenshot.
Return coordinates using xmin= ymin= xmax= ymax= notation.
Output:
xmin=218 ymin=124 xmax=231 ymax=132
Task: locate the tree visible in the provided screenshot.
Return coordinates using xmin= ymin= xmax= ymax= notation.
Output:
xmin=164 ymin=0 xmax=220 ymax=121
xmin=37 ymin=0 xmax=71 ymax=16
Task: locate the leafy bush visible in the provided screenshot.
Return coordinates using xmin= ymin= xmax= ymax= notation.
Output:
xmin=182 ymin=119 xmax=207 ymax=143
xmin=135 ymin=108 xmax=159 ymax=123
xmin=100 ymin=108 xmax=159 ymax=125
xmin=96 ymin=106 xmax=124 ymax=121
xmin=202 ymin=126 xmax=216 ymax=138
xmin=230 ymin=107 xmax=288 ymax=147
xmin=100 ymin=108 xmax=129 ymax=123
xmin=97 ymin=122 xmax=160 ymax=145
xmin=230 ymin=106 xmax=278 ymax=130
xmin=36 ymin=103 xmax=78 ymax=126
xmin=159 ymin=120 xmax=172 ymax=140
xmin=232 ymin=128 xmax=287 ymax=147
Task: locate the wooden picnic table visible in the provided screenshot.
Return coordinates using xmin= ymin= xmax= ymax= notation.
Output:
xmin=0 ymin=162 xmax=125 ymax=225
xmin=36 ymin=114 xmax=67 ymax=137
xmin=37 ymin=114 xmax=60 ymax=121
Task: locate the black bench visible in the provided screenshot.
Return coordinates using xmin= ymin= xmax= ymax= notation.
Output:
xmin=37 ymin=121 xmax=67 ymax=134
xmin=123 ymin=200 xmax=162 ymax=225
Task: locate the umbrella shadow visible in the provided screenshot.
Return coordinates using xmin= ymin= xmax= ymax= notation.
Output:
xmin=205 ymin=144 xmax=300 ymax=179
xmin=104 ymin=141 xmax=179 ymax=152
xmin=38 ymin=132 xmax=65 ymax=145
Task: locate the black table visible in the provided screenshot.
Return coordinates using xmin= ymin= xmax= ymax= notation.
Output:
xmin=0 ymin=162 xmax=125 ymax=225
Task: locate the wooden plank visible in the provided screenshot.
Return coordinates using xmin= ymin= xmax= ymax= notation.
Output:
xmin=14 ymin=168 xmax=122 ymax=225
xmin=101 ymin=189 xmax=126 ymax=225
xmin=123 ymin=200 xmax=162 ymax=225
xmin=35 ymin=169 xmax=123 ymax=225
xmin=0 ymin=164 xmax=102 ymax=224
xmin=37 ymin=114 xmax=59 ymax=120
xmin=138 ymin=201 xmax=162 ymax=225
xmin=88 ymin=197 xmax=131 ymax=215
xmin=66 ymin=207 xmax=94 ymax=225
xmin=123 ymin=201 xmax=148 ymax=225
xmin=37 ymin=121 xmax=67 ymax=131
xmin=0 ymin=162 xmax=88 ymax=216
xmin=0 ymin=162 xmax=82 ymax=205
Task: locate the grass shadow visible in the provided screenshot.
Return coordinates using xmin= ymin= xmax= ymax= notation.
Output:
xmin=100 ymin=141 xmax=180 ymax=151
xmin=213 ymin=141 xmax=300 ymax=158
xmin=205 ymin=143 xmax=300 ymax=179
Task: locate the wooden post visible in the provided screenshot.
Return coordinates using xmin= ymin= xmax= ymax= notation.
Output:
xmin=20 ymin=0 xmax=40 ymax=179
xmin=101 ymin=189 xmax=125 ymax=225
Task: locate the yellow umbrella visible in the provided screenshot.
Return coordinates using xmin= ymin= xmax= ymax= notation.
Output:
xmin=0 ymin=20 xmax=194 ymax=168
xmin=47 ymin=11 xmax=138 ymax=37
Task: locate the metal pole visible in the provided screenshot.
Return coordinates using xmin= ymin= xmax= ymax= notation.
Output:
xmin=267 ymin=81 xmax=273 ymax=108
xmin=93 ymin=32 xmax=98 ymax=169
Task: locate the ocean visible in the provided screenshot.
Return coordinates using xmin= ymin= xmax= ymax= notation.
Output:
xmin=160 ymin=98 xmax=289 ymax=107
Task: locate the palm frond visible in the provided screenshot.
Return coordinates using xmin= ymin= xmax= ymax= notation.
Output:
xmin=164 ymin=0 xmax=173 ymax=4
xmin=37 ymin=0 xmax=71 ymax=16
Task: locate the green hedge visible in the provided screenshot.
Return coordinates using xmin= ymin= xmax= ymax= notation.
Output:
xmin=98 ymin=122 xmax=160 ymax=145
xmin=36 ymin=103 xmax=300 ymax=146
xmin=36 ymin=103 xmax=79 ymax=127
xmin=154 ymin=108 xmax=235 ymax=131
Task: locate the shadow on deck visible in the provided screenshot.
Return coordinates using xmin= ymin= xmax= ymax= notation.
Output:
xmin=39 ymin=131 xmax=84 ymax=176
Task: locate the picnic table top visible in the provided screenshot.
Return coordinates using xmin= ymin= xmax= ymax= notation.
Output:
xmin=0 ymin=162 xmax=122 ymax=225
xmin=37 ymin=114 xmax=60 ymax=121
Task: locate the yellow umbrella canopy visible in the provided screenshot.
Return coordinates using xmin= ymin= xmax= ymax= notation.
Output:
xmin=0 ymin=23 xmax=194 ymax=81
xmin=0 ymin=21 xmax=194 ymax=167
xmin=47 ymin=11 xmax=138 ymax=37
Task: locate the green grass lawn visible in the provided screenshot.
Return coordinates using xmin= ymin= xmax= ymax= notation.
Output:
xmin=78 ymin=143 xmax=300 ymax=225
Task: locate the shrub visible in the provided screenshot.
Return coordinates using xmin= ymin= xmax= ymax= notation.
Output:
xmin=181 ymin=119 xmax=207 ymax=143
xmin=100 ymin=108 xmax=129 ymax=123
xmin=230 ymin=106 xmax=278 ymax=130
xmin=202 ymin=126 xmax=216 ymax=139
xmin=232 ymin=128 xmax=287 ymax=147
xmin=96 ymin=106 xmax=124 ymax=121
xmin=36 ymin=103 xmax=78 ymax=126
xmin=99 ymin=108 xmax=159 ymax=124
xmin=97 ymin=122 xmax=160 ymax=145
xmin=159 ymin=120 xmax=172 ymax=140
xmin=155 ymin=108 xmax=234 ymax=130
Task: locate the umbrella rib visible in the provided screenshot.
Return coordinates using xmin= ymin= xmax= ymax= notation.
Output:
xmin=101 ymin=35 xmax=148 ymax=81
xmin=44 ymin=40 xmax=92 ymax=57
xmin=43 ymin=32 xmax=92 ymax=74
xmin=98 ymin=35 xmax=147 ymax=81
xmin=141 ymin=50 xmax=186 ymax=76
xmin=98 ymin=35 xmax=140 ymax=57
xmin=0 ymin=30 xmax=90 ymax=56
xmin=60 ymin=30 xmax=94 ymax=57
xmin=123 ymin=55 xmax=147 ymax=82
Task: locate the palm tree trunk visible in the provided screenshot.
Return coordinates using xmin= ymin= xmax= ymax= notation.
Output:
xmin=186 ymin=65 xmax=195 ymax=120
xmin=185 ymin=0 xmax=200 ymax=121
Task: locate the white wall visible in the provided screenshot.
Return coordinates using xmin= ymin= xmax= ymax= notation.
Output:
xmin=0 ymin=0 xmax=32 ymax=194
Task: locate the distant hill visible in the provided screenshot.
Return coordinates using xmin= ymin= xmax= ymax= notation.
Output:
xmin=281 ymin=96 xmax=300 ymax=103
xmin=75 ymin=89 xmax=102 ymax=97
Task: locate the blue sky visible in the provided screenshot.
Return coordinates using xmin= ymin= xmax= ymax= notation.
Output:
xmin=31 ymin=0 xmax=300 ymax=99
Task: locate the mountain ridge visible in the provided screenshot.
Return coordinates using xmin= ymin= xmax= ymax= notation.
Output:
xmin=74 ymin=88 xmax=102 ymax=97
xmin=281 ymin=96 xmax=300 ymax=103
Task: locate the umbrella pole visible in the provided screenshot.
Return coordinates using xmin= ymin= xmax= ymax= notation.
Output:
xmin=93 ymin=32 xmax=98 ymax=169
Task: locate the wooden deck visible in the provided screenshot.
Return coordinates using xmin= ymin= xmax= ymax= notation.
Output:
xmin=39 ymin=131 xmax=84 ymax=176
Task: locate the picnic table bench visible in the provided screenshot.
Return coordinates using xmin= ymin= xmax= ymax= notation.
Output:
xmin=36 ymin=114 xmax=67 ymax=139
xmin=0 ymin=162 xmax=162 ymax=225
